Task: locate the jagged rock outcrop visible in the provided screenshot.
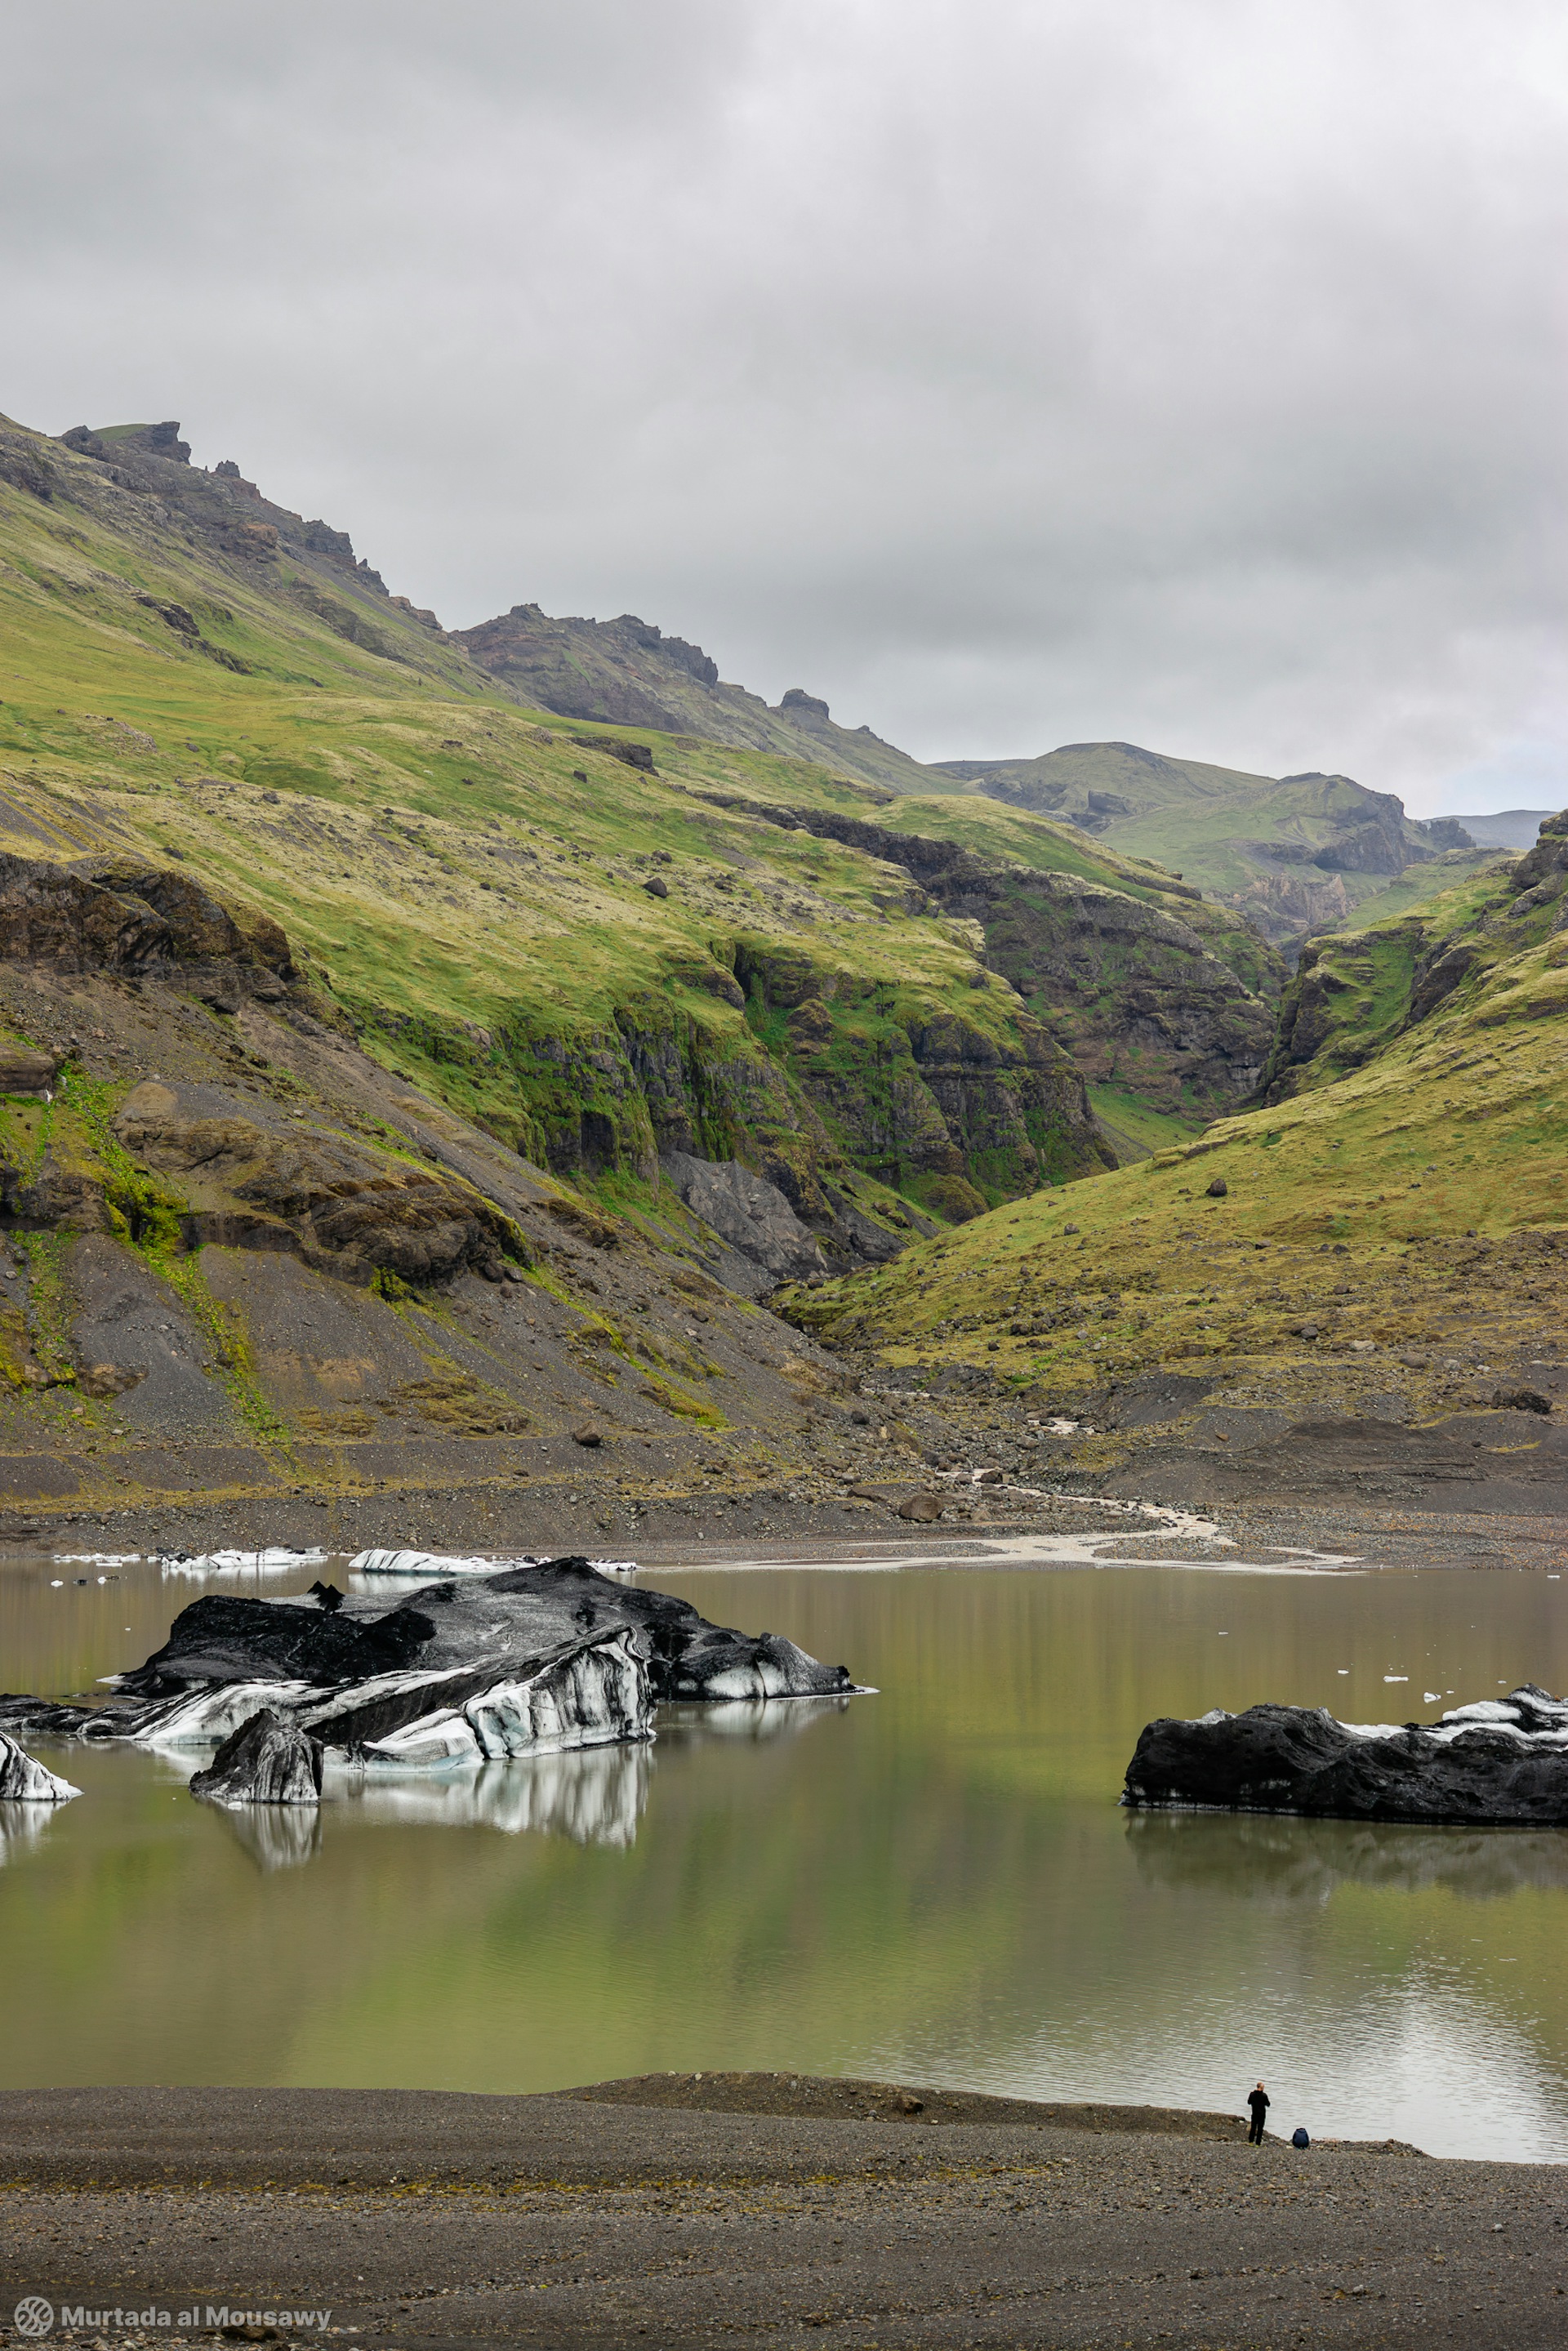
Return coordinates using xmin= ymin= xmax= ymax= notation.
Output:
xmin=459 ymin=606 xmax=720 ymax=729
xmin=0 ymin=1730 xmax=80 ymax=1802
xmin=1123 ymin=1688 xmax=1568 ymax=1824
xmin=661 ymin=1151 xmax=829 ymax=1293
xmin=111 ymin=1085 xmax=523 ymax=1285
xmin=0 ymin=853 xmax=294 ymax=1001
xmin=1507 ymin=808 xmax=1568 ymax=915
xmin=189 ymin=1708 xmax=323 ymax=1806
xmin=452 ymin=603 xmax=936 ymax=793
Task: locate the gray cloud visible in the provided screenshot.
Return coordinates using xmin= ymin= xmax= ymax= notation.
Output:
xmin=3 ymin=0 xmax=1564 ymax=809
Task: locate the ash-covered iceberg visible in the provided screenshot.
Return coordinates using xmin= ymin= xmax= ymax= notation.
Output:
xmin=0 ymin=1556 xmax=859 ymax=1772
xmin=303 ymin=1627 xmax=651 ymax=1765
xmin=1123 ymin=1685 xmax=1568 ymax=1825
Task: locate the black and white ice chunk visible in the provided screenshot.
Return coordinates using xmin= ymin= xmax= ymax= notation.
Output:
xmin=0 ymin=1558 xmax=857 ymax=1770
xmin=0 ymin=1730 xmax=79 ymax=1803
xmin=189 ymin=1708 xmax=323 ymax=1807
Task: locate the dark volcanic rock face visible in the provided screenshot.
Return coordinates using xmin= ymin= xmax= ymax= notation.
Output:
xmin=0 ymin=853 xmax=293 ymax=989
xmin=1124 ymin=1688 xmax=1568 ymax=1824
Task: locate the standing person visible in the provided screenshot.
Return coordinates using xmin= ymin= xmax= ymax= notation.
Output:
xmin=1246 ymin=2082 xmax=1270 ymax=2145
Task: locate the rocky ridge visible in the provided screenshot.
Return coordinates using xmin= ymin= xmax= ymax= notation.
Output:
xmin=455 ymin=605 xmax=938 ymax=795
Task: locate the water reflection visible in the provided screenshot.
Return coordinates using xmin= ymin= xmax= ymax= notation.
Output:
xmin=1125 ymin=1809 xmax=1568 ymax=1903
xmin=662 ymin=1695 xmax=853 ymax=1746
xmin=0 ymin=1801 xmax=65 ymax=1868
xmin=216 ymin=1802 xmax=324 ymax=1875
xmin=346 ymin=1745 xmax=650 ymax=1847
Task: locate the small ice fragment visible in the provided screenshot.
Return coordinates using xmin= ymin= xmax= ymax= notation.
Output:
xmin=1337 ymin=1668 xmax=1349 ymax=1674
xmin=50 ymin=1579 xmax=62 ymax=1588
xmin=1423 ymin=1693 xmax=1441 ymax=1703
xmin=1383 ymin=1675 xmax=1408 ymax=1683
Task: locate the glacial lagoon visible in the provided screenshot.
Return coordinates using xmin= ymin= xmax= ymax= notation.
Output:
xmin=4 ymin=1545 xmax=1568 ymax=2161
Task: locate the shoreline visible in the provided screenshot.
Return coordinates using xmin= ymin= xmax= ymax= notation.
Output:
xmin=0 ymin=2080 xmax=1437 ymax=2191
xmin=5 ymin=1493 xmax=1568 ymax=1575
xmin=2 ymin=2080 xmax=1563 ymax=2349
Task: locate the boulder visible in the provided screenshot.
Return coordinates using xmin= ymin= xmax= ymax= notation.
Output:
xmin=0 ymin=1730 xmax=80 ymax=1802
xmin=0 ymin=1049 xmax=60 ymax=1096
xmin=189 ymin=1708 xmax=323 ymax=1806
xmin=1124 ymin=1687 xmax=1568 ymax=1824
xmin=898 ymin=1492 xmax=943 ymax=1522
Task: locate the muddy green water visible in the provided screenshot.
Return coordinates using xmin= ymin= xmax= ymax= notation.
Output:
xmin=4 ymin=1549 xmax=1568 ymax=2161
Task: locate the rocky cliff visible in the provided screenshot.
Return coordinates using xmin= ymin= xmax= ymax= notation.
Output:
xmin=455 ymin=604 xmax=938 ymax=795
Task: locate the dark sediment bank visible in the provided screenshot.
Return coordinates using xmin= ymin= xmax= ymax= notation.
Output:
xmin=0 ymin=2081 xmax=1561 ymax=2350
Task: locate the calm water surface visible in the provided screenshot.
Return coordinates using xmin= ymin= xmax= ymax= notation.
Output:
xmin=4 ymin=1547 xmax=1568 ymax=2161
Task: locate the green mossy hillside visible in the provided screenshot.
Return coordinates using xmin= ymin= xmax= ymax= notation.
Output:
xmin=0 ymin=411 xmax=1137 ymax=1227
xmin=782 ymin=822 xmax=1568 ymax=1423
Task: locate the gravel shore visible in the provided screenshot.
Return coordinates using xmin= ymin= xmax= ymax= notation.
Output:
xmin=1 ymin=2081 xmax=1563 ymax=2349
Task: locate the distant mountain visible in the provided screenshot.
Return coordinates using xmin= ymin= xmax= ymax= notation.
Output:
xmin=1441 ymin=809 xmax=1554 ymax=851
xmin=455 ymin=604 xmax=942 ymax=796
xmin=929 ymin=741 xmax=1474 ymax=946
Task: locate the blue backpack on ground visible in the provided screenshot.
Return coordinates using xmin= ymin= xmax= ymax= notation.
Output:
xmin=1291 ymin=2126 xmax=1310 ymax=2148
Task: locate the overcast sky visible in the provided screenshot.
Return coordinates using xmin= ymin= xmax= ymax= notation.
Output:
xmin=3 ymin=2 xmax=1564 ymax=811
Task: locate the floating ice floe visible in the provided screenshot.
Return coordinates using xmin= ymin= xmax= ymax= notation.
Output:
xmin=189 ymin=1708 xmax=323 ymax=1806
xmin=329 ymin=1630 xmax=651 ymax=1768
xmin=350 ymin=1547 xmax=637 ymax=1577
xmin=158 ymin=1547 xmax=329 ymax=1578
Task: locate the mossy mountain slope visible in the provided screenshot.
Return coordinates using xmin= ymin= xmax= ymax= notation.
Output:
xmin=0 ymin=406 xmax=1282 ymax=1226
xmin=784 ymin=816 xmax=1568 ymax=1508
xmin=0 ymin=399 xmax=1297 ymax=1538
xmin=933 ymin=741 xmax=1472 ymax=946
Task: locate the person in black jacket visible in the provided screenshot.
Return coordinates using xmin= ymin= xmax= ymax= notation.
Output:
xmin=1246 ymin=2082 xmax=1270 ymax=2144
